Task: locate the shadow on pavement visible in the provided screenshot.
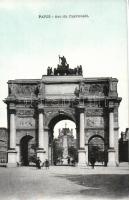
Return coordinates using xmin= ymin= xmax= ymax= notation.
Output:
xmin=55 ymin=174 xmax=129 ymax=199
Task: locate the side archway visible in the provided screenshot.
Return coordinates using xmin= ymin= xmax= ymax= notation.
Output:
xmin=88 ymin=135 xmax=107 ymax=166
xmin=20 ymin=135 xmax=35 ymax=166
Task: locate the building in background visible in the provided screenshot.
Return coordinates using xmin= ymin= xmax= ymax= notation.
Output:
xmin=57 ymin=125 xmax=76 ymax=149
xmin=0 ymin=128 xmax=7 ymax=163
xmin=57 ymin=124 xmax=76 ymax=164
xmin=119 ymin=128 xmax=129 ymax=162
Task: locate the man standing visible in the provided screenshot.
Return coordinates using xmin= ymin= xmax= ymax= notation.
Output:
xmin=36 ymin=157 xmax=41 ymax=169
xmin=45 ymin=159 xmax=49 ymax=169
xmin=90 ymin=152 xmax=96 ymax=169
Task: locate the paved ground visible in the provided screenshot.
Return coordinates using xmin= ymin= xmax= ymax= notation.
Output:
xmin=0 ymin=164 xmax=129 ymax=200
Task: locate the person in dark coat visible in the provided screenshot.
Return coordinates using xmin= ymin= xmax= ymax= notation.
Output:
xmin=45 ymin=159 xmax=49 ymax=169
xmin=67 ymin=157 xmax=70 ymax=165
xmin=90 ymin=153 xmax=96 ymax=169
xmin=71 ymin=159 xmax=75 ymax=166
xmin=36 ymin=157 xmax=41 ymax=169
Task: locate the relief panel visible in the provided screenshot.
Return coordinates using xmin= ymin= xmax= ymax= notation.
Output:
xmin=86 ymin=116 xmax=104 ymax=128
xmin=16 ymin=117 xmax=36 ymax=129
xmin=9 ymin=84 xmax=38 ymax=97
xmin=75 ymin=82 xmax=109 ymax=97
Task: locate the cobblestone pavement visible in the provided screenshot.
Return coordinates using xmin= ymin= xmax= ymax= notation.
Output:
xmin=0 ymin=164 xmax=129 ymax=200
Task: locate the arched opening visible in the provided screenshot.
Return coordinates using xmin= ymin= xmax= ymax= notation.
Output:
xmin=20 ymin=135 xmax=36 ymax=166
xmin=88 ymin=135 xmax=107 ymax=166
xmin=48 ymin=114 xmax=77 ymax=166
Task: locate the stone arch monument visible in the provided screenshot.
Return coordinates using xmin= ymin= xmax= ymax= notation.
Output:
xmin=4 ymin=57 xmax=122 ymax=167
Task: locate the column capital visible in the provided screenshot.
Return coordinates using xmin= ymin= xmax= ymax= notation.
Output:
xmin=44 ymin=126 xmax=50 ymax=131
xmin=77 ymin=105 xmax=85 ymax=113
xmin=108 ymin=101 xmax=115 ymax=112
xmin=9 ymin=108 xmax=16 ymax=114
xmin=9 ymin=103 xmax=16 ymax=114
xmin=108 ymin=107 xmax=114 ymax=113
xmin=38 ymin=104 xmax=44 ymax=113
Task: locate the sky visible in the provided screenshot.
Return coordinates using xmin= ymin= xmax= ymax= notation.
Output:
xmin=0 ymin=0 xmax=128 ymax=136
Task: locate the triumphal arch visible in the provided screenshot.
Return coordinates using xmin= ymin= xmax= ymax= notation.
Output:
xmin=4 ymin=56 xmax=122 ymax=167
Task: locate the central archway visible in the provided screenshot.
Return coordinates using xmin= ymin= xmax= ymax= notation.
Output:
xmin=47 ymin=113 xmax=77 ymax=165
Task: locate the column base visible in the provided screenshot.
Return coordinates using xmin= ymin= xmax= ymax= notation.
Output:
xmin=7 ymin=149 xmax=17 ymax=167
xmin=36 ymin=148 xmax=46 ymax=163
xmin=78 ymin=149 xmax=87 ymax=166
xmin=107 ymin=148 xmax=116 ymax=166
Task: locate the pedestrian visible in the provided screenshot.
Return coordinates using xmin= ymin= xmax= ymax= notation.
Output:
xmin=67 ymin=157 xmax=70 ymax=165
xmin=90 ymin=153 xmax=96 ymax=169
xmin=36 ymin=157 xmax=41 ymax=169
xmin=45 ymin=159 xmax=49 ymax=169
xmin=71 ymin=159 xmax=75 ymax=166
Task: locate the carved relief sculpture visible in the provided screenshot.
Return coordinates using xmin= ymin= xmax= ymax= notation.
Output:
xmin=86 ymin=117 xmax=104 ymax=128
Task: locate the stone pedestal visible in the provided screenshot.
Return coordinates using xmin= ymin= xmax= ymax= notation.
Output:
xmin=78 ymin=149 xmax=86 ymax=166
xmin=7 ymin=149 xmax=17 ymax=167
xmin=108 ymin=148 xmax=116 ymax=166
xmin=36 ymin=149 xmax=45 ymax=163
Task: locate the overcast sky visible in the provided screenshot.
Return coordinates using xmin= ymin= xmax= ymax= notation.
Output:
xmin=0 ymin=0 xmax=128 ymax=136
